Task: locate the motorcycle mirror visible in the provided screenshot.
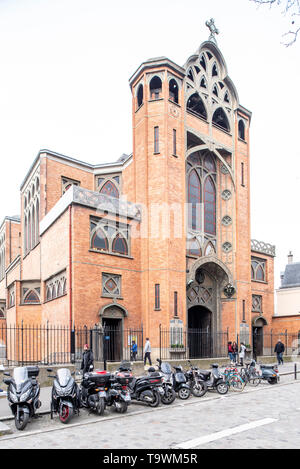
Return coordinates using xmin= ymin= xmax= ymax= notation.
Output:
xmin=3 ymin=378 xmax=12 ymax=385
xmin=47 ymin=368 xmax=53 ymax=372
xmin=3 ymin=371 xmax=10 ymax=376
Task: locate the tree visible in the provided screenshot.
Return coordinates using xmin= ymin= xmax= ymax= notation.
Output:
xmin=250 ymin=0 xmax=300 ymax=46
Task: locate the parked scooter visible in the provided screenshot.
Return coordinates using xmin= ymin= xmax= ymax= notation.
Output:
xmin=185 ymin=361 xmax=208 ymax=397
xmin=106 ymin=366 xmax=133 ymax=413
xmin=197 ymin=363 xmax=229 ymax=395
xmin=258 ymin=362 xmax=280 ymax=384
xmin=80 ymin=366 xmax=112 ymax=415
xmin=3 ymin=366 xmax=41 ymax=430
xmin=47 ymin=367 xmax=80 ymax=423
xmin=171 ymin=365 xmax=191 ymax=400
xmin=148 ymin=359 xmax=176 ymax=405
xmin=117 ymin=362 xmax=163 ymax=407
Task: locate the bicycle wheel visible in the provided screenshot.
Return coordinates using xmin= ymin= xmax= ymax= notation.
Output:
xmin=248 ymin=376 xmax=261 ymax=386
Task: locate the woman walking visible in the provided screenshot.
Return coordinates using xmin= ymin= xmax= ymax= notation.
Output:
xmin=239 ymin=342 xmax=246 ymax=367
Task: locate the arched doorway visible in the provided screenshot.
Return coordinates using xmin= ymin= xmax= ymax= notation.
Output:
xmin=99 ymin=304 xmax=128 ymax=361
xmin=252 ymin=316 xmax=268 ymax=359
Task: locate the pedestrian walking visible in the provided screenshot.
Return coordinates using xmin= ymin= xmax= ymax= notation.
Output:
xmin=274 ymin=340 xmax=285 ymax=365
xmin=239 ymin=342 xmax=246 ymax=367
xmin=144 ymin=337 xmax=152 ymax=366
xmin=232 ymin=341 xmax=238 ymax=363
xmin=227 ymin=341 xmax=234 ymax=363
xmin=131 ymin=340 xmax=138 ymax=361
xmin=81 ymin=343 xmax=94 ymax=374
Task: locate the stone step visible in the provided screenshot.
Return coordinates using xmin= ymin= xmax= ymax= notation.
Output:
xmin=0 ymin=421 xmax=12 ymax=436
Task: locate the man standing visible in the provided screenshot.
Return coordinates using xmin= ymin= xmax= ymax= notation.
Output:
xmin=144 ymin=337 xmax=152 ymax=366
xmin=274 ymin=340 xmax=285 ymax=365
xmin=81 ymin=343 xmax=94 ymax=374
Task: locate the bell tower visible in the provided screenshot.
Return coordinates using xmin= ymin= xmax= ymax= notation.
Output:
xmin=129 ymin=58 xmax=187 ymax=340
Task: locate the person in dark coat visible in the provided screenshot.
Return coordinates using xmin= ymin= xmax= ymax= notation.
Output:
xmin=81 ymin=344 xmax=94 ymax=374
xmin=274 ymin=340 xmax=285 ymax=365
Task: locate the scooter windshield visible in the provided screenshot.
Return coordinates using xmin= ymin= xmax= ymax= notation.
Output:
xmin=13 ymin=367 xmax=29 ymax=386
xmin=57 ymin=368 xmax=71 ymax=387
xmin=161 ymin=362 xmax=172 ymax=375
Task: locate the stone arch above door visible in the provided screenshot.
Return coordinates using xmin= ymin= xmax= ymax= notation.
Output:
xmin=187 ymin=256 xmax=233 ymax=288
xmin=99 ymin=303 xmax=128 ymax=320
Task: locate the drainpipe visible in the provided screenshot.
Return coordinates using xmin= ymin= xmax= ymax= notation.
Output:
xmin=69 ymin=205 xmax=73 ymax=330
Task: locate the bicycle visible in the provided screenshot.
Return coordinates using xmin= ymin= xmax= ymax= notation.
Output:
xmin=222 ymin=366 xmax=245 ymax=392
xmin=240 ymin=362 xmax=261 ymax=387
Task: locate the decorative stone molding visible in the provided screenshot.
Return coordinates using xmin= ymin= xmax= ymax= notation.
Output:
xmin=222 ymin=215 xmax=232 ymax=226
xmin=221 ymin=189 xmax=232 ymax=200
xmin=251 ymin=239 xmax=276 ymax=257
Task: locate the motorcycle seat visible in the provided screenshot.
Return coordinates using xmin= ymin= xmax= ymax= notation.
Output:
xmin=198 ymin=370 xmax=210 ymax=378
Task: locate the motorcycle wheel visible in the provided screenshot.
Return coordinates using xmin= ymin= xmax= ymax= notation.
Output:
xmin=148 ymin=390 xmax=161 ymax=407
xmin=15 ymin=411 xmax=29 ymax=431
xmin=216 ymin=382 xmax=229 ymax=395
xmin=268 ymin=378 xmax=278 ymax=385
xmin=59 ymin=404 xmax=73 ymax=424
xmin=114 ymin=400 xmax=128 ymax=413
xmin=161 ymin=388 xmax=176 ymax=405
xmin=96 ymin=397 xmax=105 ymax=415
xmin=191 ymin=381 xmax=207 ymax=398
xmin=178 ymin=387 xmax=191 ymax=400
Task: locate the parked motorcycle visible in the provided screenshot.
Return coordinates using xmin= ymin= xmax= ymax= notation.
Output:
xmin=197 ymin=363 xmax=229 ymax=395
xmin=117 ymin=361 xmax=163 ymax=407
xmin=3 ymin=365 xmax=41 ymax=430
xmin=106 ymin=367 xmax=133 ymax=413
xmin=171 ymin=365 xmax=191 ymax=400
xmin=259 ymin=362 xmax=280 ymax=384
xmin=80 ymin=367 xmax=112 ymax=415
xmin=47 ymin=367 xmax=80 ymax=423
xmin=185 ymin=361 xmax=207 ymax=397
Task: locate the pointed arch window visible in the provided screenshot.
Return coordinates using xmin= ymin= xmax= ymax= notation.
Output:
xmin=212 ymin=63 xmax=218 ymax=77
xmin=100 ymin=180 xmax=119 ymax=199
xmin=137 ymin=84 xmax=143 ymax=108
xmin=91 ymin=228 xmax=108 ymax=251
xmin=188 ymin=169 xmax=201 ymax=231
xmin=204 ymin=177 xmax=216 ymax=235
xmin=238 ymin=120 xmax=245 ymax=140
xmin=200 ymin=55 xmax=206 ymax=70
xmin=251 ymin=258 xmax=266 ymax=282
xmin=200 ymin=76 xmax=207 ymax=89
xmin=23 ymin=289 xmax=40 ymax=304
xmin=187 ymin=237 xmax=201 ymax=257
xmin=112 ymin=234 xmax=128 ymax=256
xmin=187 ymin=93 xmax=207 ymax=120
xmin=97 ymin=174 xmax=121 ymax=199
xmin=212 ymin=107 xmax=230 ymax=132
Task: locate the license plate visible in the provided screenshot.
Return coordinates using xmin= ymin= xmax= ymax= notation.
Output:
xmin=99 ymin=391 xmax=106 ymax=397
xmin=158 ymin=387 xmax=164 ymax=395
xmin=123 ymin=394 xmax=131 ymax=401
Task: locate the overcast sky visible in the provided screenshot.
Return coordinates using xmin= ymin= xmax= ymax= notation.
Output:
xmin=0 ymin=0 xmax=299 ymax=291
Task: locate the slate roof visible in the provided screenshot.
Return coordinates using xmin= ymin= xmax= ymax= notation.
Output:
xmin=280 ymin=262 xmax=300 ymax=289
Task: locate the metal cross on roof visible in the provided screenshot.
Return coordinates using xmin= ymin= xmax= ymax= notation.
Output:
xmin=205 ymin=18 xmax=219 ymax=44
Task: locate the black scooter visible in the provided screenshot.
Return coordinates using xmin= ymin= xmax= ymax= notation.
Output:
xmin=197 ymin=363 xmax=229 ymax=394
xmin=185 ymin=361 xmax=208 ymax=397
xmin=80 ymin=367 xmax=112 ymax=415
xmin=154 ymin=359 xmax=176 ymax=405
xmin=118 ymin=362 xmax=163 ymax=407
xmin=3 ymin=365 xmax=41 ymax=430
xmin=48 ymin=367 xmax=80 ymax=423
xmin=171 ymin=365 xmax=191 ymax=400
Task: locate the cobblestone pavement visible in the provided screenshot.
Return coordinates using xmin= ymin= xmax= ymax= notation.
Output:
xmin=0 ymin=374 xmax=300 ymax=449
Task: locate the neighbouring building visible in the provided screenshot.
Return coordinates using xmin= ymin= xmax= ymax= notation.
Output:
xmin=0 ymin=23 xmax=278 ymax=361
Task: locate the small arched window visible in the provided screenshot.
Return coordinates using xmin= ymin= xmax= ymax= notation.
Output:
xmin=200 ymin=55 xmax=206 ymax=70
xmin=212 ymin=107 xmax=230 ymax=132
xmin=137 ymin=84 xmax=143 ymax=108
xmin=169 ymin=79 xmax=179 ymax=104
xmin=24 ymin=290 xmax=40 ymax=304
xmin=200 ymin=77 xmax=207 ymax=89
xmin=187 ymin=69 xmax=194 ymax=82
xmin=149 ymin=76 xmax=162 ymax=100
xmin=112 ymin=234 xmax=128 ymax=255
xmin=91 ymin=228 xmax=108 ymax=251
xmin=187 ymin=93 xmax=207 ymax=120
xmin=238 ymin=120 xmax=245 ymax=140
xmin=99 ymin=180 xmax=119 ymax=199
xmin=187 ymin=237 xmax=201 ymax=257
xmin=46 ymin=286 xmax=52 ymax=302
xmin=212 ymin=63 xmax=218 ymax=77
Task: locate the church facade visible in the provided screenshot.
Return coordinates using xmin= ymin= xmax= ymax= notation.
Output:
xmin=0 ymin=28 xmax=278 ymax=359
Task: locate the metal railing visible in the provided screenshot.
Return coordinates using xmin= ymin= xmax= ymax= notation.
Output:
xmin=159 ymin=325 xmax=229 ymax=360
xmin=0 ymin=323 xmax=143 ymax=366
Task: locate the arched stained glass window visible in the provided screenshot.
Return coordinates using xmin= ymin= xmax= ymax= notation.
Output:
xmin=24 ymin=290 xmax=40 ymax=304
xmin=204 ymin=176 xmax=216 ymax=235
xmin=112 ymin=234 xmax=128 ymax=256
xmin=187 ymin=238 xmax=201 ymax=257
xmin=212 ymin=107 xmax=230 ymax=132
xmin=46 ymin=287 xmax=52 ymax=302
xmin=91 ymin=228 xmax=108 ymax=251
xmin=187 ymin=93 xmax=207 ymax=120
xmin=188 ymin=169 xmax=201 ymax=231
xmin=99 ymin=180 xmax=119 ymax=199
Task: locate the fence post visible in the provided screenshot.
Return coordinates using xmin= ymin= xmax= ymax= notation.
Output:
xmin=159 ymin=324 xmax=161 ymax=361
xmin=71 ymin=325 xmax=75 ymax=364
xmin=285 ymin=329 xmax=288 ymax=356
xmin=295 ymin=363 xmax=297 ymax=380
xmin=21 ymin=320 xmax=24 ymax=366
xmin=271 ymin=329 xmax=273 ymax=357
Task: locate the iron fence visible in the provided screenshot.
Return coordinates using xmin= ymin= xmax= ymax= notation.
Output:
xmin=159 ymin=326 xmax=229 ymax=360
xmin=0 ymin=323 xmax=143 ymax=366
